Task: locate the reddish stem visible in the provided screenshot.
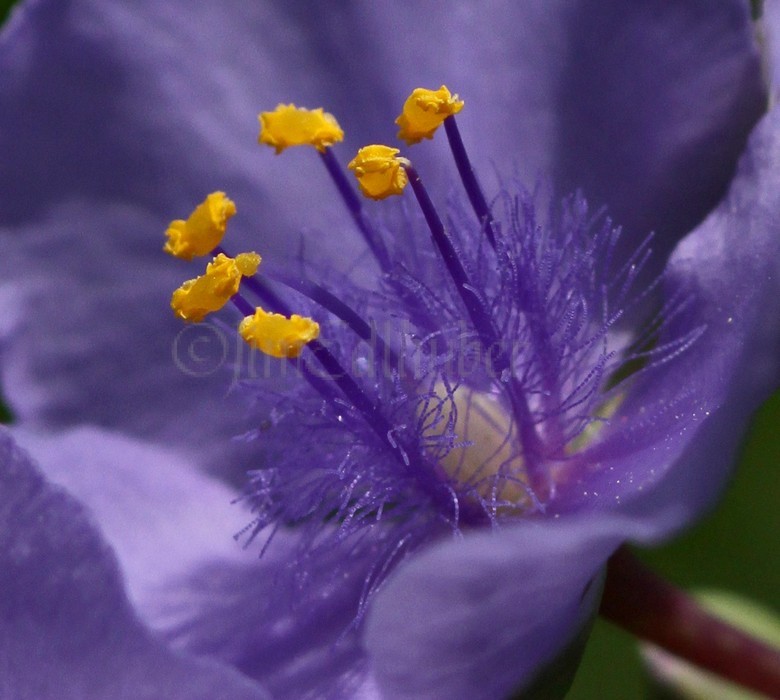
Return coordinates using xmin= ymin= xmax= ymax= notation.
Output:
xmin=600 ymin=547 xmax=780 ymax=698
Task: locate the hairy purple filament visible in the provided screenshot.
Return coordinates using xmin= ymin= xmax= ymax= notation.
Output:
xmin=405 ymin=162 xmax=550 ymax=497
xmin=215 ymin=246 xmax=464 ymax=522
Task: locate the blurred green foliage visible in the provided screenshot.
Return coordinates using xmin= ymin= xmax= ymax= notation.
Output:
xmin=0 ymin=401 xmax=12 ymax=424
xmin=570 ymin=390 xmax=780 ymax=698
xmin=0 ymin=0 xmax=16 ymax=24
xmin=643 ymin=591 xmax=780 ymax=698
xmin=0 ymin=0 xmax=18 ymax=420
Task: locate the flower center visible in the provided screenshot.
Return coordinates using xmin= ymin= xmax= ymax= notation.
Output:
xmin=162 ymin=86 xmax=686 ymax=528
xmin=426 ymin=382 xmax=531 ymax=507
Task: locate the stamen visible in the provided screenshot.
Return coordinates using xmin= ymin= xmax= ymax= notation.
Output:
xmin=230 ymin=261 xmax=450 ymax=509
xmin=162 ymin=87 xmax=695 ymax=545
xmin=164 ymin=192 xmax=236 ymax=260
xmin=258 ymin=104 xmax=388 ymax=267
xmin=395 ymin=85 xmax=464 ymax=145
xmin=355 ymin=153 xmax=548 ymax=493
xmin=230 ymin=271 xmax=391 ymax=443
xmin=239 ymin=308 xmax=320 ymax=359
xmin=171 ymin=252 xmax=260 ymax=322
xmin=318 ymin=148 xmax=390 ymax=267
xmin=267 ymin=272 xmax=400 ymax=371
xmin=403 ymin=162 xmax=500 ymax=357
xmin=397 ymin=86 xmax=496 ymax=248
xmin=213 ymin=244 xmax=398 ymax=369
xmin=346 ymin=145 xmax=505 ymax=371
xmin=347 ymin=145 xmax=409 ymax=200
xmin=443 ymin=117 xmax=497 ymax=248
xmin=258 ymin=104 xmax=344 ymax=153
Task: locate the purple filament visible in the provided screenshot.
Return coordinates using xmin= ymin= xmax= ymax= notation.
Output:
xmin=444 ymin=116 xmax=497 ymax=248
xmin=228 ymin=290 xmax=255 ymax=317
xmin=225 ymin=253 xmax=444 ymax=500
xmin=272 ymin=272 xmax=402 ymax=373
xmin=404 ymin=164 xmax=547 ymax=489
xmin=319 ymin=148 xmax=390 ymax=268
xmin=404 ymin=164 xmax=503 ymax=359
xmin=215 ymin=245 xmax=403 ymax=383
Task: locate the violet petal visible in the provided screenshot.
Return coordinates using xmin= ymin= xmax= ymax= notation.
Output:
xmin=0 ymin=427 xmax=270 ymax=700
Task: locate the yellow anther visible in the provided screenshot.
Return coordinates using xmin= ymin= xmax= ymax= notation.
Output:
xmin=239 ymin=308 xmax=319 ymax=359
xmin=396 ymin=85 xmax=464 ymax=145
xmin=164 ymin=192 xmax=236 ymax=261
xmin=171 ymin=252 xmax=261 ymax=323
xmin=347 ymin=145 xmax=409 ymax=200
xmin=233 ymin=252 xmax=261 ymax=276
xmin=258 ymin=104 xmax=344 ymax=154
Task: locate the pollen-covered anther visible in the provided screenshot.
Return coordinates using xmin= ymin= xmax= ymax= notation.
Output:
xmin=396 ymin=85 xmax=464 ymax=146
xmin=171 ymin=252 xmax=261 ymax=323
xmin=164 ymin=192 xmax=236 ymax=260
xmin=239 ymin=308 xmax=320 ymax=359
xmin=258 ymin=104 xmax=344 ymax=154
xmin=347 ymin=145 xmax=409 ymax=200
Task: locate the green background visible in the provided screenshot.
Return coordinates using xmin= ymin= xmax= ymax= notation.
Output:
xmin=0 ymin=0 xmax=14 ymax=23
xmin=0 ymin=0 xmax=776 ymax=696
xmin=569 ymin=390 xmax=780 ymax=698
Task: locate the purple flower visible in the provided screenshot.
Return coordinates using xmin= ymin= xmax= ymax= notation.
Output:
xmin=1 ymin=1 xmax=778 ymax=698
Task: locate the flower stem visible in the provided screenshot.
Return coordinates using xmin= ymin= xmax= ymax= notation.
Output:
xmin=599 ymin=546 xmax=780 ymax=698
